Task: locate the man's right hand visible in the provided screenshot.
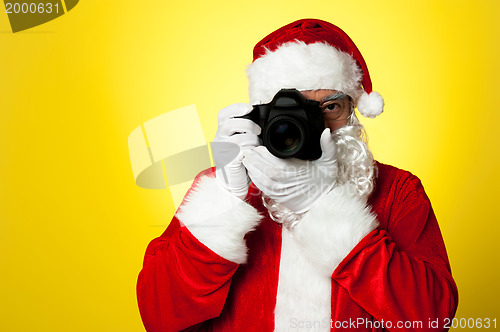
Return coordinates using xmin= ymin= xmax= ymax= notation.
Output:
xmin=212 ymin=103 xmax=261 ymax=199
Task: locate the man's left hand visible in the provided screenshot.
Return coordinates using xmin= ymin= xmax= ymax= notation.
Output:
xmin=242 ymin=128 xmax=337 ymax=214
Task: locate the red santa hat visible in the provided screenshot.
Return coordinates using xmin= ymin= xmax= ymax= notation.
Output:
xmin=247 ymin=19 xmax=384 ymax=118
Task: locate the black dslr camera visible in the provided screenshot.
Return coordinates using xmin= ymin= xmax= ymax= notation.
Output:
xmin=240 ymin=89 xmax=325 ymax=160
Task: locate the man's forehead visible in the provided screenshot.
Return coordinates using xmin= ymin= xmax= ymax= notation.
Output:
xmin=301 ymin=89 xmax=346 ymax=101
xmin=320 ymin=92 xmax=348 ymax=103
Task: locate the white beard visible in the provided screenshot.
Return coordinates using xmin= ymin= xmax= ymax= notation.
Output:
xmin=331 ymin=115 xmax=375 ymax=198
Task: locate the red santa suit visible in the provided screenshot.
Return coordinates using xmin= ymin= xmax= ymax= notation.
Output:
xmin=137 ymin=162 xmax=458 ymax=331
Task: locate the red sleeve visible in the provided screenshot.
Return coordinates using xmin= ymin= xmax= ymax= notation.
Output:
xmin=137 ymin=216 xmax=239 ymax=332
xmin=331 ymin=173 xmax=458 ymax=331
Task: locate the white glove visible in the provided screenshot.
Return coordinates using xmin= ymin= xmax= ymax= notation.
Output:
xmin=242 ymin=128 xmax=337 ymax=213
xmin=212 ymin=103 xmax=261 ymax=199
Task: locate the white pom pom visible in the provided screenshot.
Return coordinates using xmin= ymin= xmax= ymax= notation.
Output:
xmin=357 ymin=91 xmax=384 ymax=118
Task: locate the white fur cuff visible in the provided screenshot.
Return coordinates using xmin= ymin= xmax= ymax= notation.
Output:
xmin=291 ymin=184 xmax=378 ymax=276
xmin=175 ymin=176 xmax=262 ymax=264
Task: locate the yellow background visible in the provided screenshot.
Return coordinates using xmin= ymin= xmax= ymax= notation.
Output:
xmin=1 ymin=0 xmax=499 ymax=330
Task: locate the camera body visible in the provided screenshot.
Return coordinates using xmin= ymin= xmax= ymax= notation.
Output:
xmin=241 ymin=89 xmax=325 ymax=160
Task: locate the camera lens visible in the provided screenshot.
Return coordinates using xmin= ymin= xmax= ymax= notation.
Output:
xmin=272 ymin=122 xmax=300 ymax=151
xmin=265 ymin=116 xmax=305 ymax=158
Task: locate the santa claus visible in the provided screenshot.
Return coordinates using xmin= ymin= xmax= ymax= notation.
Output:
xmin=137 ymin=19 xmax=458 ymax=331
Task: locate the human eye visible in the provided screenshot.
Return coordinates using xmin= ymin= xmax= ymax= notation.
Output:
xmin=322 ymin=101 xmax=341 ymax=112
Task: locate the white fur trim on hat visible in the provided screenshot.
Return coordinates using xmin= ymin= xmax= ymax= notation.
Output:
xmin=357 ymin=91 xmax=384 ymax=118
xmin=175 ymin=176 xmax=262 ymax=264
xmin=247 ymin=41 xmax=363 ymax=105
